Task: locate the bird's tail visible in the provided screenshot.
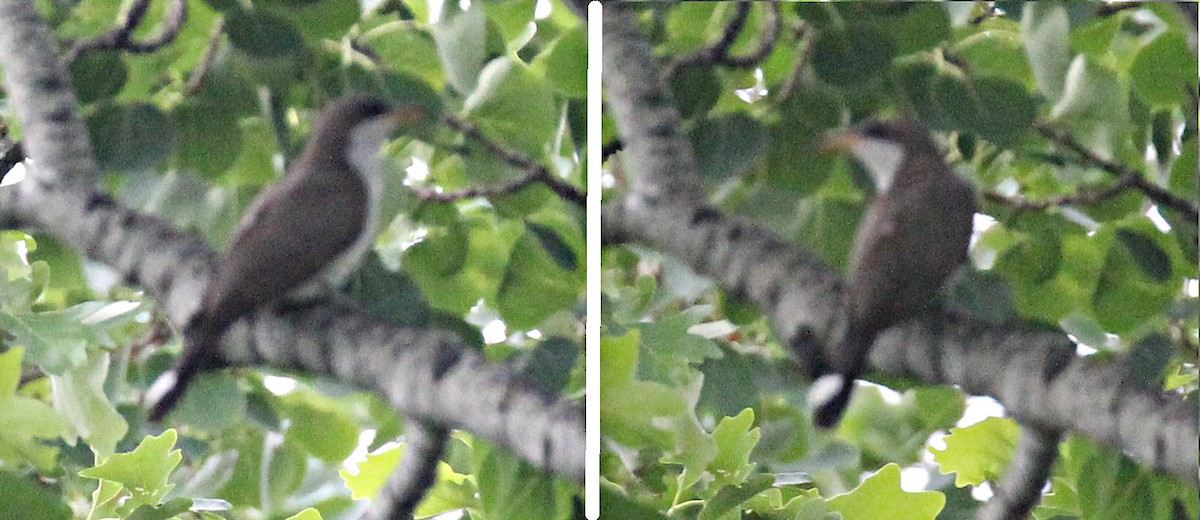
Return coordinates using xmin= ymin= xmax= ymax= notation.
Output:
xmin=148 ymin=321 xmax=223 ymax=421
xmin=812 ymin=326 xmax=870 ymax=429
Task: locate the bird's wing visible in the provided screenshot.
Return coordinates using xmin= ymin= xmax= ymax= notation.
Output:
xmin=200 ymin=177 xmax=368 ymax=326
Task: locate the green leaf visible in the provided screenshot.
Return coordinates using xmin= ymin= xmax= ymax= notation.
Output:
xmin=359 ymin=21 xmax=444 ymax=89
xmin=1115 ymin=228 xmax=1171 ymax=282
xmin=464 ymin=57 xmax=558 ymax=158
xmin=827 ymin=464 xmax=944 ymax=519
xmin=0 ymin=472 xmax=72 ymax=520
xmin=812 ymin=25 xmax=896 ymax=88
xmin=224 ymin=9 xmax=306 ymax=59
xmin=600 ymin=331 xmax=710 ymax=456
xmin=929 ymin=417 xmax=1019 ymax=487
xmin=280 ymin=389 xmax=361 ymax=462
xmin=539 ymin=26 xmax=586 ymax=99
xmin=497 ymin=228 xmax=577 ymax=329
xmin=669 ymin=66 xmax=721 ymax=121
xmin=1130 ymin=31 xmax=1197 ymax=109
xmin=0 ymin=348 xmax=65 ymax=471
xmin=1021 ymin=1 xmax=1071 ymax=100
xmin=79 ymin=430 xmax=182 ymax=507
xmin=172 ymin=100 xmax=244 ymax=178
xmin=689 ymin=113 xmax=769 ymax=181
xmin=708 ymin=408 xmax=760 ymax=486
xmin=166 ymin=371 xmax=245 ymax=429
xmin=87 ymin=103 xmax=179 ymax=172
xmin=69 ymin=49 xmax=126 ymax=104
xmin=1050 ymin=55 xmax=1127 ymax=124
xmin=527 ymin=222 xmax=578 ymax=272
xmin=954 ymin=21 xmax=1033 ymax=85
xmin=517 ymin=336 xmax=578 ymax=394
xmin=1092 ymin=227 xmax=1175 ymax=333
xmin=434 ymin=3 xmax=487 ymax=95
xmin=632 ymin=313 xmax=723 ymax=386
xmin=948 ymin=271 xmax=1017 ymax=325
xmin=700 ymin=473 xmax=775 ymax=520
xmin=284 ymin=508 xmax=323 ymax=520
xmin=50 ymin=351 xmax=127 ymax=457
xmin=476 ymin=444 xmax=574 ymax=520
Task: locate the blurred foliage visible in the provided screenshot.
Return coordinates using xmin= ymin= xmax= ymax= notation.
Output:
xmin=601 ymin=3 xmax=1197 ymax=520
xmin=1 ymin=0 xmax=584 ymax=518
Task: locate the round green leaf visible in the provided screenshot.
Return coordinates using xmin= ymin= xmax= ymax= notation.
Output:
xmin=173 ymin=101 xmax=244 ymax=178
xmin=669 ymin=66 xmax=720 ymax=120
xmin=688 ymin=113 xmax=768 ymax=181
xmin=971 ymin=76 xmax=1037 ymax=145
xmin=1130 ymin=31 xmax=1197 ymax=109
xmin=812 ymin=26 xmax=896 ymax=88
xmin=464 ymin=58 xmax=557 ymax=157
xmin=541 ymin=27 xmax=586 ymax=99
xmin=497 ymin=230 xmax=577 ymax=329
xmin=954 ymin=27 xmax=1033 ymax=86
xmin=359 ymin=21 xmax=444 ymax=88
xmin=69 ymin=50 xmax=126 ymax=104
xmin=87 ymin=103 xmax=179 ymax=172
xmin=225 ymin=9 xmax=306 ymax=59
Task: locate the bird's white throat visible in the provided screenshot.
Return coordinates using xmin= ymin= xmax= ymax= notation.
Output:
xmin=321 ymin=115 xmax=397 ymax=284
xmin=851 ymin=137 xmax=905 ymax=193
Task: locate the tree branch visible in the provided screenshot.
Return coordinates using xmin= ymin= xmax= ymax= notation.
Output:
xmin=66 ymin=0 xmax=188 ymax=62
xmin=667 ymin=3 xmax=780 ymax=75
xmin=412 ymin=114 xmax=585 ymax=207
xmin=1034 ymin=121 xmax=1198 ymax=222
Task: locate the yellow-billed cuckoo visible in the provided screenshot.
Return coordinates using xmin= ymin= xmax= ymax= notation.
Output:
xmin=814 ymin=118 xmax=975 ymax=428
xmin=149 ymin=96 xmax=421 ymax=421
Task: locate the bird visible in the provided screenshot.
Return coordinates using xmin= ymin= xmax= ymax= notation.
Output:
xmin=149 ymin=95 xmax=424 ymax=421
xmin=813 ymin=118 xmax=976 ymax=429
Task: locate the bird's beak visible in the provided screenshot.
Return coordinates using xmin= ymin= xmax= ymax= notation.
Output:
xmin=817 ymin=130 xmax=863 ymax=154
xmin=388 ymin=104 xmax=434 ymax=130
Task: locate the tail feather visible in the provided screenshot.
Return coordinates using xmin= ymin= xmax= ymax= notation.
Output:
xmin=148 ymin=323 xmax=222 ymax=421
xmin=813 ymin=376 xmax=856 ymax=428
xmin=812 ymin=325 xmax=870 ymax=429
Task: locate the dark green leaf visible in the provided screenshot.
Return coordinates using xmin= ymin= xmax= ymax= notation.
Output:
xmin=669 ymin=66 xmax=720 ymax=120
xmin=172 ymin=100 xmax=243 ymax=178
xmin=497 ymin=231 xmax=577 ymax=329
xmin=527 ymin=222 xmax=578 ymax=272
xmin=542 ymin=26 xmax=586 ymax=99
xmin=517 ymin=336 xmax=578 ymax=394
xmin=224 ymin=9 xmax=306 ymax=59
xmin=948 ymin=271 xmax=1017 ymax=325
xmin=0 ymin=473 xmax=72 ymax=520
xmin=1130 ymin=31 xmax=1197 ymax=109
xmin=1127 ymin=333 xmax=1173 ymax=388
xmin=812 ymin=26 xmax=896 ymax=88
xmin=87 ymin=103 xmax=179 ymax=172
xmin=69 ymin=50 xmax=126 ymax=104
xmin=1115 ymin=228 xmax=1171 ymax=282
xmin=689 ymin=113 xmax=769 ymax=181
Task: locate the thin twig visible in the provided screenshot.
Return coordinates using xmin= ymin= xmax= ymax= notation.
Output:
xmin=983 ymin=172 xmax=1137 ymax=211
xmin=1034 ymin=121 xmax=1198 ymax=222
xmin=667 ymin=3 xmax=779 ymax=76
xmin=186 ymin=19 xmax=225 ymax=94
xmin=67 ymin=0 xmax=189 ymax=62
xmin=413 ymin=115 xmax=585 ymax=207
xmin=771 ymin=20 xmax=814 ymax=104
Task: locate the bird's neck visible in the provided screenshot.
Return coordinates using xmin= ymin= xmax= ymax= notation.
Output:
xmin=852 ymin=137 xmax=905 ymax=193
